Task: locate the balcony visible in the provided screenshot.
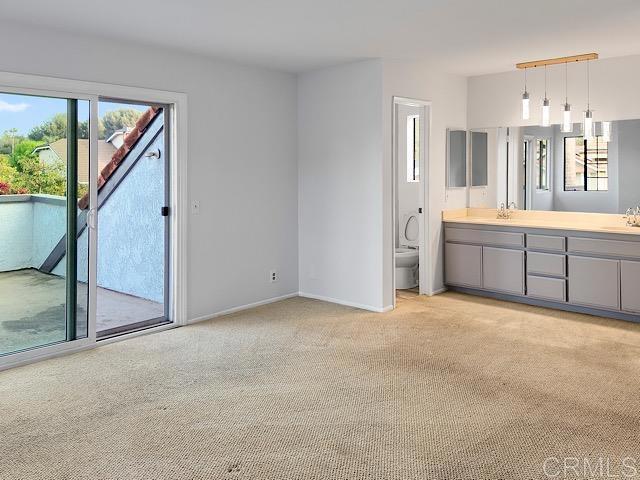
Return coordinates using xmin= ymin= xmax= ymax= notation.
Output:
xmin=0 ymin=194 xmax=163 ymax=354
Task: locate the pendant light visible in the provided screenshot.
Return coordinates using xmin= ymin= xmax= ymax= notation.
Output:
xmin=561 ymin=62 xmax=572 ymax=133
xmin=583 ymin=60 xmax=594 ymax=140
xmin=521 ymin=67 xmax=530 ymax=120
xmin=601 ymin=121 xmax=611 ymax=143
xmin=541 ymin=65 xmax=550 ymax=127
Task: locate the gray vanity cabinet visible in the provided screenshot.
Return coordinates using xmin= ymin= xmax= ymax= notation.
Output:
xmin=568 ymin=256 xmax=620 ymax=310
xmin=445 ymin=243 xmax=482 ymax=288
xmin=444 ymin=222 xmax=640 ymax=323
xmin=621 ymin=260 xmax=640 ymax=313
xmin=482 ymin=247 xmax=525 ymax=295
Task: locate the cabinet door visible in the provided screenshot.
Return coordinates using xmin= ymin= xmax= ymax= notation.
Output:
xmin=568 ymin=256 xmax=620 ymax=310
xmin=482 ymin=247 xmax=525 ymax=295
xmin=445 ymin=243 xmax=482 ymax=288
xmin=621 ymin=260 xmax=640 ymax=313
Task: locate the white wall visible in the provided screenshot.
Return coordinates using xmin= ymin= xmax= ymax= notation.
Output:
xmin=0 ymin=21 xmax=299 ymax=320
xmin=298 ymin=60 xmax=385 ymax=310
xmin=298 ymin=59 xmax=467 ymax=310
xmin=382 ymin=60 xmax=468 ymax=302
xmin=468 ymin=54 xmax=640 ymax=129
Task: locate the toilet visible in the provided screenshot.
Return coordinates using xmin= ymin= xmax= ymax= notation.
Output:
xmin=395 ymin=212 xmax=419 ymax=289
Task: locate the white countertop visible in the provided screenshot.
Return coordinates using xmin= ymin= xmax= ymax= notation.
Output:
xmin=442 ymin=208 xmax=640 ymax=236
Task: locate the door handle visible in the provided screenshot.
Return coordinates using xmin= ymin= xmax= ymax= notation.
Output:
xmin=87 ymin=208 xmax=97 ymax=230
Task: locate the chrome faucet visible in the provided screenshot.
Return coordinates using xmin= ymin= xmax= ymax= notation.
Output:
xmin=497 ymin=202 xmax=512 ymax=219
xmin=497 ymin=202 xmax=517 ymax=219
xmin=624 ymin=206 xmax=640 ymax=227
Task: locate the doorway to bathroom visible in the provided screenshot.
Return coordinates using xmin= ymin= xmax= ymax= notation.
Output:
xmin=392 ymin=97 xmax=430 ymax=306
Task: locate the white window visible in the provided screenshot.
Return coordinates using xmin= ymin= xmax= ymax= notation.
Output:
xmin=406 ymin=115 xmax=420 ymax=182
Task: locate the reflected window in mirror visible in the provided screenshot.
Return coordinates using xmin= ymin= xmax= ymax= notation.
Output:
xmin=564 ymin=136 xmax=609 ymax=191
xmin=407 ymin=115 xmax=420 ymax=182
xmin=535 ymin=139 xmax=550 ymax=191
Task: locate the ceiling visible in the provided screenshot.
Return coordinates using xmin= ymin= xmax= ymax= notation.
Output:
xmin=4 ymin=0 xmax=640 ymax=75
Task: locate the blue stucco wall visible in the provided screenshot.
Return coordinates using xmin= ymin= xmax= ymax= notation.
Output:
xmin=93 ymin=129 xmax=165 ymax=302
xmin=0 ymin=198 xmax=33 ymax=271
xmin=32 ymin=199 xmax=66 ymax=268
xmin=0 ymin=195 xmax=66 ymax=272
xmin=53 ymin=125 xmax=164 ymax=302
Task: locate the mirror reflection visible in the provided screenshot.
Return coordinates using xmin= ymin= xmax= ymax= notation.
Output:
xmin=447 ymin=129 xmax=467 ymax=188
xmin=471 ymin=120 xmax=640 ymax=214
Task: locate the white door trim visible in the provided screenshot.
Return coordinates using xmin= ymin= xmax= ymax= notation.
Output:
xmin=391 ymin=97 xmax=432 ymax=308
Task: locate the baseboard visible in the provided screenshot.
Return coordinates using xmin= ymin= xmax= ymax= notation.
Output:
xmin=188 ymin=292 xmax=299 ymax=324
xmin=430 ymin=287 xmax=448 ymax=296
xmin=299 ymin=292 xmax=390 ymax=313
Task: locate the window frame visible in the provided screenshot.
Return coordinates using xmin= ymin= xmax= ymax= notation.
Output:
xmin=406 ymin=114 xmax=420 ymax=183
xmin=534 ymin=138 xmax=551 ymax=192
xmin=563 ymin=135 xmax=609 ymax=192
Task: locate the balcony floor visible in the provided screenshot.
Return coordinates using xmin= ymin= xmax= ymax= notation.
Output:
xmin=0 ymin=269 xmax=164 ymax=355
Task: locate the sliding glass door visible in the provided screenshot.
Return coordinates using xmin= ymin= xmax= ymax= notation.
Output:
xmin=94 ymin=99 xmax=171 ymax=338
xmin=0 ymin=91 xmax=94 ymax=357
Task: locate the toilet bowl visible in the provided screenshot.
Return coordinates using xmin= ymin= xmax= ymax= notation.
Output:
xmin=395 ymin=212 xmax=419 ymax=289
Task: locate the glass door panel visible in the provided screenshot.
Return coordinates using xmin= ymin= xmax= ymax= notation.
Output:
xmin=95 ymin=99 xmax=170 ymax=338
xmin=0 ymin=92 xmax=90 ymax=355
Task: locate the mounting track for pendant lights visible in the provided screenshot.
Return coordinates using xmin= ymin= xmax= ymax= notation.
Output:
xmin=516 ymin=53 xmax=598 ymax=127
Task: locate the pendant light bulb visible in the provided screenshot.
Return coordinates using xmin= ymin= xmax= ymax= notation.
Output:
xmin=522 ymin=92 xmax=530 ymax=120
xmin=561 ymin=63 xmax=572 ymax=133
xmin=602 ymin=121 xmax=611 ymax=143
xmin=583 ymin=60 xmax=594 ymax=141
xmin=542 ymin=99 xmax=551 ymax=127
xmin=562 ymin=103 xmax=572 ymax=133
xmin=584 ymin=110 xmax=594 ymax=141
xmin=541 ymin=65 xmax=550 ymax=127
xmin=521 ymin=68 xmax=530 ymax=120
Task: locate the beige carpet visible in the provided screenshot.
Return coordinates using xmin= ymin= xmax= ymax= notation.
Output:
xmin=2 ymin=292 xmax=640 ymax=479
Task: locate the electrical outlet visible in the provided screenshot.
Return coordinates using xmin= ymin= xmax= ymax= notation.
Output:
xmin=269 ymin=269 xmax=278 ymax=283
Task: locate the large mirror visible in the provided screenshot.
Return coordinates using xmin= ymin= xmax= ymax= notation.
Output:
xmin=447 ymin=129 xmax=467 ymax=188
xmin=468 ymin=120 xmax=640 ymax=214
xmin=470 ymin=130 xmax=488 ymax=187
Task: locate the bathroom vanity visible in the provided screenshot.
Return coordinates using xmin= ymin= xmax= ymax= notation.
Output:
xmin=442 ymin=209 xmax=640 ymax=323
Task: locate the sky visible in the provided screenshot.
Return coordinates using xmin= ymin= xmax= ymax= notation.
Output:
xmin=0 ymin=92 xmax=149 ymax=137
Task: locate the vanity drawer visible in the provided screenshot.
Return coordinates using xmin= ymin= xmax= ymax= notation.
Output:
xmin=527 ymin=234 xmax=566 ymax=252
xmin=527 ymin=276 xmax=566 ymax=302
xmin=445 ymin=227 xmax=524 ymax=248
xmin=527 ymin=252 xmax=566 ymax=277
xmin=568 ymin=237 xmax=640 ymax=259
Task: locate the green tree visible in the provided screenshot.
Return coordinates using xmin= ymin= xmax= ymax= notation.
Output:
xmin=102 ymin=109 xmax=142 ymax=139
xmin=9 ymin=140 xmax=41 ymax=171
xmin=28 ymin=113 xmax=67 ymax=142
xmin=6 ymin=139 xmax=66 ymax=195
xmin=27 ymin=113 xmax=102 ymax=142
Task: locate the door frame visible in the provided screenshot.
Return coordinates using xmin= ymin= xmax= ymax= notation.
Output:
xmin=391 ymin=97 xmax=431 ymax=307
xmin=0 ymin=71 xmax=188 ymax=371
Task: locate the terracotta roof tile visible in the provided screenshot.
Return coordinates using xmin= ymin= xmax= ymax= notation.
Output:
xmin=78 ymin=107 xmax=161 ymax=210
